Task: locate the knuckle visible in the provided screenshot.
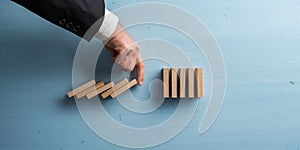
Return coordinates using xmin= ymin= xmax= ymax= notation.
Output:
xmin=135 ymin=45 xmax=140 ymax=51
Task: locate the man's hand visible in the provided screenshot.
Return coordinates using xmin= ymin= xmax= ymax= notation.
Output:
xmin=104 ymin=24 xmax=144 ymax=86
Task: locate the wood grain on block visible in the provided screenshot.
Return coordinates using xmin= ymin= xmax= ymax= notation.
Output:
xmin=111 ymin=79 xmax=137 ymax=99
xmin=163 ymin=68 xmax=169 ymax=98
xmin=171 ymin=68 xmax=177 ymax=98
xmin=86 ymin=82 xmax=115 ymax=99
xmin=75 ymin=81 xmax=104 ymax=99
xmin=67 ymin=80 xmax=96 ymax=98
xmin=179 ymin=68 xmax=186 ymax=98
xmin=188 ymin=68 xmax=194 ymax=98
xmin=196 ymin=68 xmax=203 ymax=98
xmin=101 ymin=79 xmax=129 ymax=99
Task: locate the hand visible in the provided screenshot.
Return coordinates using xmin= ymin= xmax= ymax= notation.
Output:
xmin=104 ymin=24 xmax=144 ymax=86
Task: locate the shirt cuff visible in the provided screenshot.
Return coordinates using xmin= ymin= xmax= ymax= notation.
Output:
xmin=95 ymin=9 xmax=119 ymax=41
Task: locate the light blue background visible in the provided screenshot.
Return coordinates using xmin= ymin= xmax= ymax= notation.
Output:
xmin=1 ymin=0 xmax=300 ymax=149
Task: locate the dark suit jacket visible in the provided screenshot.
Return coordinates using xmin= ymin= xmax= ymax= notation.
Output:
xmin=12 ymin=0 xmax=105 ymax=41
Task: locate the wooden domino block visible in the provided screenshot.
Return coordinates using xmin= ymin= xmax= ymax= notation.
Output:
xmin=179 ymin=68 xmax=186 ymax=98
xmin=196 ymin=68 xmax=203 ymax=98
xmin=75 ymin=81 xmax=104 ymax=99
xmin=86 ymin=82 xmax=115 ymax=99
xmin=188 ymin=68 xmax=194 ymax=98
xmin=67 ymin=80 xmax=95 ymax=98
xmin=163 ymin=68 xmax=169 ymax=98
xmin=171 ymin=68 xmax=177 ymax=98
xmin=111 ymin=79 xmax=137 ymax=99
xmin=101 ymin=79 xmax=129 ymax=99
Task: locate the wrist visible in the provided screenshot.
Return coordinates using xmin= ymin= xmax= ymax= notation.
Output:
xmin=95 ymin=9 xmax=119 ymax=41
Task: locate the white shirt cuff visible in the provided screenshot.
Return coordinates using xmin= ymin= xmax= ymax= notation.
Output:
xmin=95 ymin=9 xmax=119 ymax=41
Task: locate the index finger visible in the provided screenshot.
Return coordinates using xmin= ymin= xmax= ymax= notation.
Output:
xmin=135 ymin=61 xmax=144 ymax=86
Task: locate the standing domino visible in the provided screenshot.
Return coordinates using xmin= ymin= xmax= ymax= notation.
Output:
xmin=188 ymin=68 xmax=194 ymax=98
xmin=179 ymin=68 xmax=186 ymax=98
xmin=163 ymin=68 xmax=169 ymax=98
xmin=171 ymin=68 xmax=177 ymax=98
xmin=196 ymin=68 xmax=203 ymax=98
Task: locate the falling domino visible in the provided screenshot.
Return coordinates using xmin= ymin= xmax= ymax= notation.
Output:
xmin=67 ymin=80 xmax=95 ymax=98
xmin=75 ymin=81 xmax=104 ymax=99
xmin=86 ymin=82 xmax=115 ymax=99
xmin=101 ymin=79 xmax=129 ymax=99
xmin=163 ymin=68 xmax=169 ymax=98
xmin=196 ymin=68 xmax=203 ymax=98
xmin=188 ymin=68 xmax=194 ymax=98
xmin=111 ymin=79 xmax=137 ymax=99
xmin=179 ymin=68 xmax=186 ymax=98
xmin=171 ymin=68 xmax=177 ymax=98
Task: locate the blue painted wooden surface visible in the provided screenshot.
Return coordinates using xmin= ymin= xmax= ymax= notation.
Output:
xmin=1 ymin=0 xmax=300 ymax=149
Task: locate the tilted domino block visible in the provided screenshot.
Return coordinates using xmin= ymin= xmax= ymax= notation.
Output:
xmin=86 ymin=82 xmax=115 ymax=99
xmin=111 ymin=79 xmax=137 ymax=99
xmin=67 ymin=80 xmax=95 ymax=98
xmin=101 ymin=79 xmax=129 ymax=99
xmin=76 ymin=81 xmax=104 ymax=99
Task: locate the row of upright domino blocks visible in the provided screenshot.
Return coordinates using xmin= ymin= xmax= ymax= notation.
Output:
xmin=67 ymin=78 xmax=137 ymax=100
xmin=163 ymin=68 xmax=203 ymax=98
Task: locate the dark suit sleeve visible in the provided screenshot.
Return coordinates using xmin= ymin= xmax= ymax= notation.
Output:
xmin=12 ymin=0 xmax=105 ymax=41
